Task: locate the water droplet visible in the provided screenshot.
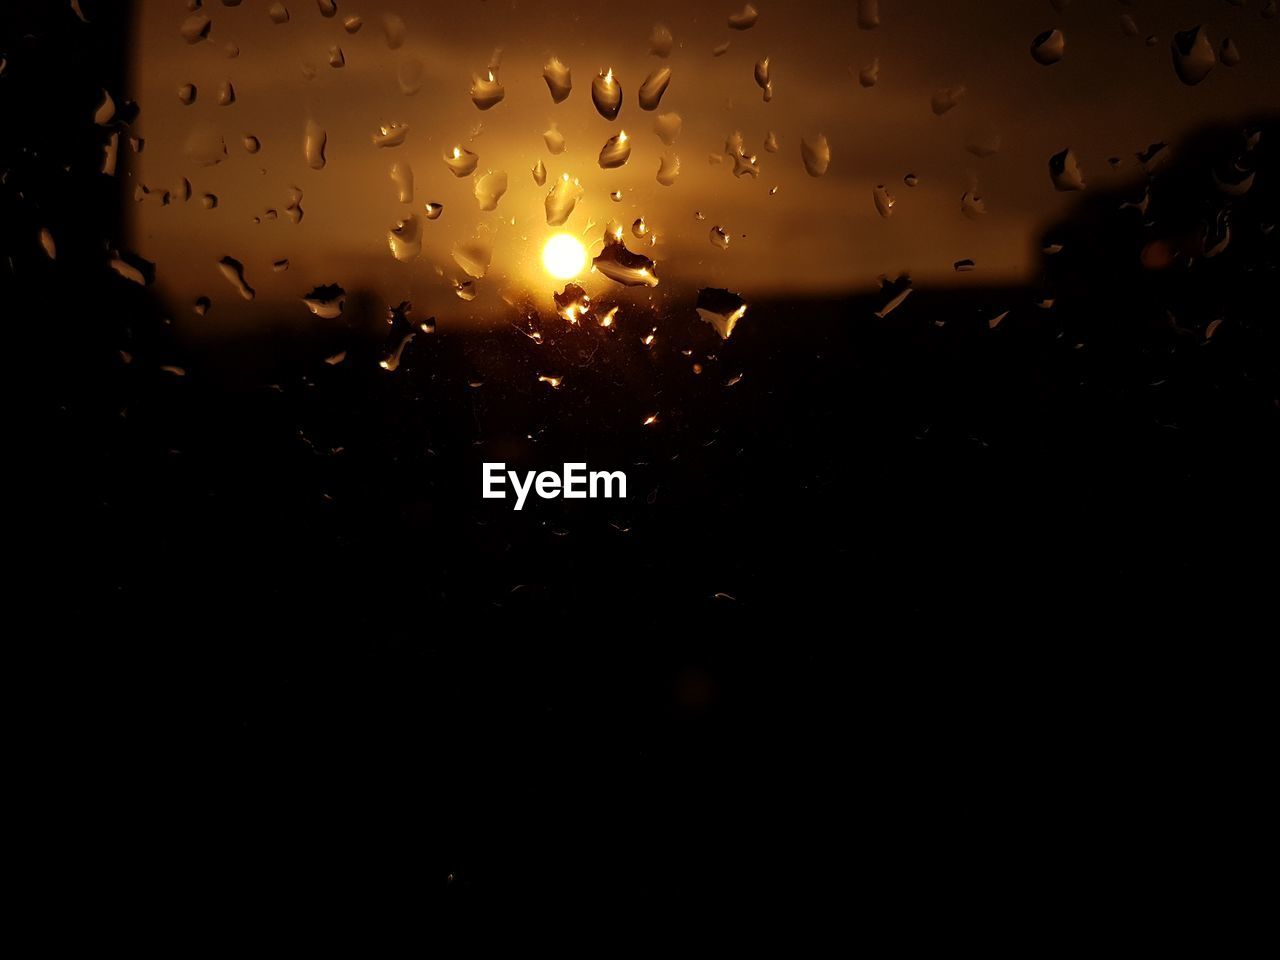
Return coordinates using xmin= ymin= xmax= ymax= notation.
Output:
xmin=94 ymin=89 xmax=115 ymax=126
xmin=225 ymin=41 xmax=239 ymax=59
xmin=1172 ymin=26 xmax=1215 ymax=86
xmin=931 ymin=86 xmax=966 ymax=116
xmin=285 ymin=187 xmax=304 ymax=222
xmin=543 ymin=124 xmax=567 ymax=155
xmin=217 ymin=256 xmax=255 ymax=300
xmin=801 ymin=134 xmax=830 ymax=177
xmin=650 ymin=23 xmax=673 ymax=57
xmin=954 ymin=258 xmax=975 ymax=272
xmin=754 ymin=57 xmax=770 ymax=93
xmin=317 ymin=0 xmax=338 ymax=16
xmin=391 ymin=161 xmax=413 ymax=203
xmin=554 ymin=283 xmax=591 ymax=323
xmin=473 ymin=170 xmax=508 ymax=210
xmin=545 ymin=173 xmax=584 ymax=226
xmin=453 ymin=279 xmax=478 ymax=302
xmin=273 ymin=259 xmax=289 ymax=272
xmin=651 ymin=113 xmax=682 ymax=148
xmin=471 ymin=68 xmax=505 ymax=110
xmin=388 ymin=215 xmax=421 ymax=261
xmin=101 ymin=133 xmax=119 ymax=175
xmin=709 ymin=226 xmax=731 ymax=250
xmin=988 ymin=310 xmax=1009 ymax=330
xmin=543 ymin=58 xmax=572 ymax=103
xmin=874 ymin=274 xmax=913 ymax=318
xmin=452 ymin=234 xmax=493 ymax=278
xmin=39 ymin=228 xmax=56 ymax=260
xmin=268 ymin=3 xmax=290 ymax=25
xmin=372 ymin=121 xmax=409 ymax=148
xmin=444 ymin=145 xmax=479 ymax=176
xmin=194 ymin=296 xmax=211 ymax=317
xmin=611 ymin=191 xmax=623 ymax=202
xmin=397 ymin=55 xmax=424 ymax=95
xmin=728 ymin=4 xmax=758 ymax=30
xmin=696 ymin=288 xmax=747 ymax=339
xmin=109 ymin=255 xmax=151 ymax=286
xmin=185 ymin=127 xmax=228 ymax=167
xmin=857 ymin=0 xmax=880 ymax=29
xmin=380 ymin=332 xmax=415 ymax=371
xmin=382 ymin=14 xmax=406 ymax=49
xmin=961 ymin=186 xmax=986 ymax=218
xmin=243 ymin=135 xmax=261 ymax=153
xmin=593 ymin=228 xmax=659 ymax=287
xmin=858 ymin=59 xmax=879 ymax=88
xmin=592 ymin=69 xmax=622 ymax=121
xmin=656 ymin=153 xmax=680 ymax=186
xmin=424 ymin=202 xmax=444 ymax=220
xmin=537 ymin=374 xmax=564 ymax=390
xmin=343 ymin=15 xmax=362 ymax=33
xmin=904 ymin=173 xmax=919 ymax=187
xmin=639 ymin=67 xmax=671 ymax=111
xmin=216 ymin=80 xmax=236 ymax=106
xmin=873 ymin=184 xmax=895 ymax=218
xmin=768 ymin=185 xmax=778 ymax=196
xmin=180 ymin=13 xmax=211 ymax=44
xmin=303 ymin=119 xmax=326 ymax=169
xmin=178 ymin=83 xmax=197 ymax=105
xmin=301 ymin=283 xmax=346 ymax=318
xmin=1220 ymin=38 xmax=1241 ymax=67
xmin=329 ymin=46 xmax=345 ymax=68
xmin=632 ymin=217 xmax=648 ymax=239
xmin=202 ymin=193 xmax=218 ymax=209
xmin=713 ymin=40 xmax=731 ymax=57
xmin=1049 ymin=147 xmax=1085 ymax=191
xmin=1031 ymin=29 xmax=1065 ymax=66
xmin=599 ymin=130 xmax=632 ymax=168
xmin=1120 ymin=14 xmax=1139 ymax=38
xmin=965 ymin=126 xmax=1001 ymax=159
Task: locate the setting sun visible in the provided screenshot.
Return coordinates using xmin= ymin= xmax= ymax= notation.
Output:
xmin=542 ymin=233 xmax=587 ymax=281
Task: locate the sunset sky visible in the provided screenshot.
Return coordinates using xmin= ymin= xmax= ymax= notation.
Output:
xmin=127 ymin=0 xmax=1280 ymax=330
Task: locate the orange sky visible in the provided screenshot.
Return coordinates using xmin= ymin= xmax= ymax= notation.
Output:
xmin=126 ymin=0 xmax=1280 ymax=330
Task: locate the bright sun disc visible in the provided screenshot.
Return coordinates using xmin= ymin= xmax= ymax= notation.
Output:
xmin=542 ymin=233 xmax=587 ymax=280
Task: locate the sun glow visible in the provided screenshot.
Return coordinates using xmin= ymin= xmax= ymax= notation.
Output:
xmin=542 ymin=233 xmax=587 ymax=280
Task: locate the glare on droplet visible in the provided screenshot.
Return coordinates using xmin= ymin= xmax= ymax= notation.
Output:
xmin=599 ymin=130 xmax=632 ymax=168
xmin=471 ymin=68 xmax=505 ymax=110
xmin=873 ymin=184 xmax=895 ymax=218
xmin=592 ymin=69 xmax=622 ymax=121
xmin=593 ymin=230 xmax=659 ymax=287
xmin=696 ymin=288 xmax=747 ymax=339
xmin=424 ymin=202 xmax=444 ymax=220
xmin=444 ymin=145 xmax=479 ymax=176
xmin=372 ymin=122 xmax=409 ymax=147
xmin=554 ymin=283 xmax=591 ymax=323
